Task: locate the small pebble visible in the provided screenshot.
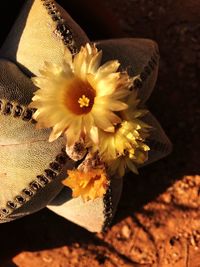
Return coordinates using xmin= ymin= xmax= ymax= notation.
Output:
xmin=42 ymin=256 xmax=52 ymax=263
xmin=190 ymin=236 xmax=196 ymax=247
xmin=121 ymin=225 xmax=131 ymax=239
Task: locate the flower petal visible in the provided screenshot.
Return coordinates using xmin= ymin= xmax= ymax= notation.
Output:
xmin=90 ymin=126 xmax=99 ymax=144
xmin=88 ymin=50 xmax=102 ymax=74
xmin=92 ymin=112 xmax=115 ymax=132
xmin=97 ymin=60 xmax=120 ymax=77
xmin=65 ymin=118 xmax=82 ymax=146
xmin=109 ymin=100 xmax=128 ymax=111
xmin=126 ymin=159 xmax=139 ymax=174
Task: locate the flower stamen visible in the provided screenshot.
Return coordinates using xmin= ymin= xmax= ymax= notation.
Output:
xmin=78 ymin=95 xmax=90 ymax=108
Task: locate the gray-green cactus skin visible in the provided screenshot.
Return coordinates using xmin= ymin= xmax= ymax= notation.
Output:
xmin=0 ymin=0 xmax=171 ymax=232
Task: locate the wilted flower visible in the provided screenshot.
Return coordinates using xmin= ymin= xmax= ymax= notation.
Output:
xmin=63 ymin=168 xmax=109 ymax=201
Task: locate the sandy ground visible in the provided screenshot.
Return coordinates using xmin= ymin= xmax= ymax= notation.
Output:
xmin=0 ymin=0 xmax=200 ymax=266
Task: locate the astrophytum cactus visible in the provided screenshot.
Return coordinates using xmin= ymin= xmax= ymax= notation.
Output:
xmin=0 ymin=0 xmax=172 ymax=232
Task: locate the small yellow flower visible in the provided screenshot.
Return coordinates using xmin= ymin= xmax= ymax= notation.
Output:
xmin=88 ymin=91 xmax=150 ymax=176
xmin=98 ymin=121 xmax=149 ymax=161
xmin=62 ymin=169 xmax=109 ymax=201
xmin=30 ymin=43 xmax=132 ymax=146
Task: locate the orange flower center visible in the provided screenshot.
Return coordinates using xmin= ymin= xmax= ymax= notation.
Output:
xmin=64 ymin=78 xmax=96 ymax=115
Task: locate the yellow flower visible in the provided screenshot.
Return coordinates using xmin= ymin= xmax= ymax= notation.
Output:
xmin=88 ymin=91 xmax=150 ymax=176
xmin=30 ymin=43 xmax=132 ymax=146
xmin=62 ymin=169 xmax=109 ymax=201
xmin=92 ymin=121 xmax=149 ymax=176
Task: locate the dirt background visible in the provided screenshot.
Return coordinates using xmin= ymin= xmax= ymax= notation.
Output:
xmin=0 ymin=0 xmax=200 ymax=266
